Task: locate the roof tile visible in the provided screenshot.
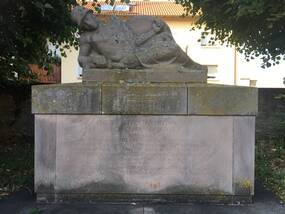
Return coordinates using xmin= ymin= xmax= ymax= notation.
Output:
xmin=83 ymin=1 xmax=186 ymax=17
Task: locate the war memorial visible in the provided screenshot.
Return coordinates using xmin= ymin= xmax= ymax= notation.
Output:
xmin=32 ymin=6 xmax=258 ymax=204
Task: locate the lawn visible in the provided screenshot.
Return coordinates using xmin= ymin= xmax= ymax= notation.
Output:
xmin=256 ymin=136 xmax=285 ymax=202
xmin=0 ymin=132 xmax=34 ymax=199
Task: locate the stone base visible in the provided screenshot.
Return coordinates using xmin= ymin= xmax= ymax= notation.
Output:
xmin=35 ymin=115 xmax=255 ymax=204
xmin=32 ymin=81 xmax=258 ymax=204
xmin=37 ymin=193 xmax=253 ymax=204
xmin=82 ymin=67 xmax=207 ymax=84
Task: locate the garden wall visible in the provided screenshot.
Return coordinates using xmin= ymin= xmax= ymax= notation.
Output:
xmin=256 ymin=88 xmax=285 ymax=140
xmin=0 ymin=85 xmax=33 ymax=144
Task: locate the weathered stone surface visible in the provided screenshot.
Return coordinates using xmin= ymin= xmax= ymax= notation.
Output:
xmin=37 ymin=193 xmax=252 ymax=204
xmin=233 ymin=117 xmax=255 ymax=195
xmin=83 ymin=67 xmax=207 ymax=83
xmin=102 ymin=84 xmax=187 ymax=114
xmin=32 ymin=83 xmax=101 ymax=114
xmin=40 ymin=115 xmax=234 ymax=194
xmin=71 ymin=6 xmax=206 ymax=73
xmin=35 ymin=115 xmax=57 ymax=193
xmin=188 ymin=85 xmax=258 ymax=115
xmin=256 ymin=88 xmax=285 ymax=139
xmin=32 ymin=83 xmax=258 ymax=116
xmin=34 ymin=114 xmax=256 ymax=203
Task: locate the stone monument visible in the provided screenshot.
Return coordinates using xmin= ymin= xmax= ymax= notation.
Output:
xmin=32 ymin=6 xmax=258 ymax=204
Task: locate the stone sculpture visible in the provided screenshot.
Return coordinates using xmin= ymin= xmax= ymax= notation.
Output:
xmin=71 ymin=6 xmax=206 ymax=71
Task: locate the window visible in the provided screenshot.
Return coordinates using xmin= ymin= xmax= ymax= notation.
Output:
xmin=100 ymin=4 xmax=130 ymax=11
xmin=75 ymin=63 xmax=82 ymax=79
xmin=207 ymin=65 xmax=218 ymax=82
xmin=200 ymin=33 xmax=219 ymax=47
xmin=101 ymin=5 xmax=113 ymax=11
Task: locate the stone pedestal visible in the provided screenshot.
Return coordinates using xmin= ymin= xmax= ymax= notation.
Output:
xmin=32 ymin=70 xmax=258 ymax=204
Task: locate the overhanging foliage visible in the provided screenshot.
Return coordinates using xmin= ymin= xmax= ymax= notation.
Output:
xmin=0 ymin=0 xmax=80 ymax=86
xmin=176 ymin=0 xmax=285 ymax=67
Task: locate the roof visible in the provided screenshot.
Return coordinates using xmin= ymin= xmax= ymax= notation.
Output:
xmin=29 ymin=64 xmax=61 ymax=84
xmin=83 ymin=1 xmax=187 ymax=17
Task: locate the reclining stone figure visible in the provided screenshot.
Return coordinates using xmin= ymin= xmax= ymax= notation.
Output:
xmin=71 ymin=6 xmax=206 ymax=71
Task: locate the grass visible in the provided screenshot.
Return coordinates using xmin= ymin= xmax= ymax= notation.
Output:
xmin=0 ymin=132 xmax=34 ymax=199
xmin=256 ymin=136 xmax=285 ymax=203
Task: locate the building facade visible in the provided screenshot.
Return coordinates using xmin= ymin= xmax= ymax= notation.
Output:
xmin=61 ymin=1 xmax=285 ymax=88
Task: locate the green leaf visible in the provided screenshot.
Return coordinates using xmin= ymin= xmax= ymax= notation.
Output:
xmin=44 ymin=3 xmax=53 ymax=9
xmin=34 ymin=1 xmax=44 ymax=10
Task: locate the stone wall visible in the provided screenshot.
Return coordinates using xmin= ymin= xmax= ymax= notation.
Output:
xmin=0 ymin=85 xmax=33 ymax=143
xmin=256 ymin=88 xmax=285 ymax=140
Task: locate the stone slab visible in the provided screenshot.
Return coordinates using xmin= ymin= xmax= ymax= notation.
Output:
xmin=35 ymin=115 xmax=255 ymax=203
xmin=32 ymin=83 xmax=258 ymax=116
xmin=102 ymin=84 xmax=187 ymax=114
xmin=35 ymin=115 xmax=57 ymax=193
xmin=83 ymin=68 xmax=207 ymax=83
xmin=37 ymin=193 xmax=252 ymax=204
xmin=32 ymin=83 xmax=101 ymax=114
xmin=36 ymin=115 xmax=235 ymax=194
xmin=233 ymin=117 xmax=255 ymax=195
xmin=188 ymin=85 xmax=258 ymax=115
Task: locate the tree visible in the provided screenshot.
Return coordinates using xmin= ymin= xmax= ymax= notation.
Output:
xmin=0 ymin=0 xmax=81 ymax=86
xmin=176 ymin=0 xmax=285 ymax=67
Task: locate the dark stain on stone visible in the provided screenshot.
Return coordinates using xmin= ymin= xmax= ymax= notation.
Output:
xmin=36 ymin=183 xmax=55 ymax=193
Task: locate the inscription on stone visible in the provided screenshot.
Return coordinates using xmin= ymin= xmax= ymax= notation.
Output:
xmin=54 ymin=115 xmax=234 ymax=194
xmin=102 ymin=85 xmax=187 ymax=114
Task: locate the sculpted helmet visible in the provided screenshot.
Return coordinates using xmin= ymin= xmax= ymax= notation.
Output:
xmin=71 ymin=6 xmax=92 ymax=27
